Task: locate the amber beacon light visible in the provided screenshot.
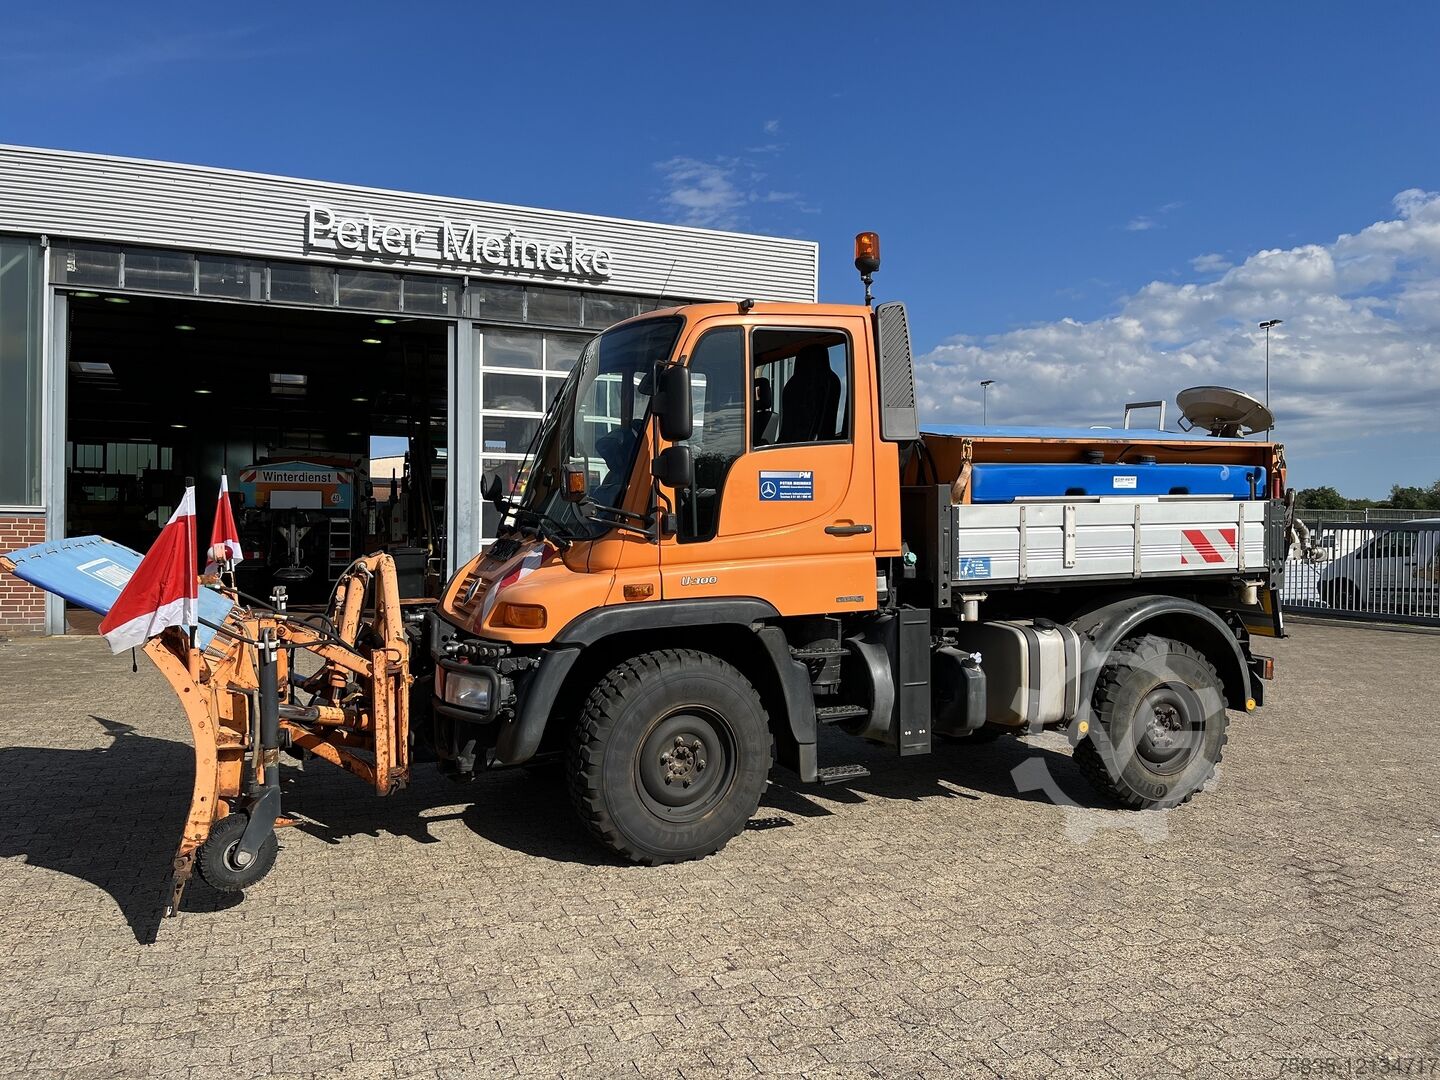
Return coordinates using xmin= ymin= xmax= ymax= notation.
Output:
xmin=854 ymin=232 xmax=881 ymax=305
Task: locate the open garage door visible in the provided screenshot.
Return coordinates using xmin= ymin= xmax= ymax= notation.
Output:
xmin=62 ymin=291 xmax=448 ymax=623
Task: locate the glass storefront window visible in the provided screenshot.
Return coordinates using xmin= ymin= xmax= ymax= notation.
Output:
xmin=483 ymin=329 xmax=543 ymax=370
xmin=124 ymin=249 xmax=195 ymax=293
xmin=51 ymin=244 xmax=121 ymax=288
xmin=483 ymin=372 xmax=545 ymax=413
xmin=199 ymin=256 xmax=265 ymax=300
xmin=525 ymin=286 xmax=582 ymax=326
xmin=583 ymin=292 xmax=642 ymax=329
xmin=544 ymin=333 xmax=586 ymax=372
xmin=465 ymin=281 xmax=525 ymax=322
xmin=338 ymin=269 xmax=401 ymax=310
xmin=403 ymin=275 xmax=457 ymax=315
xmin=0 ymin=236 xmax=42 ymax=505
xmin=481 ymin=415 xmax=539 ymax=456
xmin=270 ymin=263 xmax=335 ymax=305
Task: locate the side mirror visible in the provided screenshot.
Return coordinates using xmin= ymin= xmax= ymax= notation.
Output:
xmin=654 ymin=363 xmax=693 ymax=442
xmin=482 ymin=473 xmax=505 ymax=513
xmin=652 ymin=445 xmax=694 ymax=490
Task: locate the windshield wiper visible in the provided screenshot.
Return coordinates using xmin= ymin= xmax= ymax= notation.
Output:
xmin=582 ymin=500 xmax=657 ymax=541
xmin=511 ymin=505 xmax=576 ymax=551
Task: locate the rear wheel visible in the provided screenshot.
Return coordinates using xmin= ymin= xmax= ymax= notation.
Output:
xmin=1074 ymin=635 xmax=1228 ymax=809
xmin=568 ymin=649 xmax=772 ymax=865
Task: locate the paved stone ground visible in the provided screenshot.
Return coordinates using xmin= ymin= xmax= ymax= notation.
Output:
xmin=0 ymin=622 xmax=1437 ymax=1079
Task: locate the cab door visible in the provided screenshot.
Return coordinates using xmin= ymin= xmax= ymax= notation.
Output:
xmin=658 ymin=314 xmax=878 ymax=616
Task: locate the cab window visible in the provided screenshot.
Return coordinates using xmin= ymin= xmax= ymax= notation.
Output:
xmin=751 ymin=328 xmax=850 ymax=448
xmin=676 ymin=326 xmax=745 ymax=543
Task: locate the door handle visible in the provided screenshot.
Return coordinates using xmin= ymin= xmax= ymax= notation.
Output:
xmin=825 ymin=523 xmax=873 ymax=536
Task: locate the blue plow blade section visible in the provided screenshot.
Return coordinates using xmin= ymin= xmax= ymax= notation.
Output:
xmin=2 ymin=534 xmax=234 ymax=651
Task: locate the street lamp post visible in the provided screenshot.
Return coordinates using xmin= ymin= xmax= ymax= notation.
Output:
xmin=1259 ymin=319 xmax=1282 ymax=436
xmin=980 ymin=379 xmax=995 ymax=425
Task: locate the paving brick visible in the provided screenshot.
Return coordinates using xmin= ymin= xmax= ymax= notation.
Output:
xmin=0 ymin=623 xmax=1437 ymax=1079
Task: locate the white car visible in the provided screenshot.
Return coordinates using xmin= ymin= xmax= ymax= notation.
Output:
xmin=1315 ymin=519 xmax=1440 ymax=615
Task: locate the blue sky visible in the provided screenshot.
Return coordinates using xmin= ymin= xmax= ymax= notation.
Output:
xmin=4 ymin=1 xmax=1438 ymax=495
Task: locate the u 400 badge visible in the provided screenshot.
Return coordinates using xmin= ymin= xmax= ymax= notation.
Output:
xmin=680 ymin=575 xmax=718 ymax=586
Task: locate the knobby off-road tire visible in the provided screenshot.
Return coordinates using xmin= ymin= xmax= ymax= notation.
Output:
xmin=1074 ymin=634 xmax=1229 ymax=809
xmin=568 ymin=649 xmax=772 ymax=865
xmin=195 ymin=812 xmax=278 ymax=892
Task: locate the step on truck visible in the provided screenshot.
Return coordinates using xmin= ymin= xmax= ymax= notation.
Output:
xmin=1 ymin=232 xmax=1287 ymax=908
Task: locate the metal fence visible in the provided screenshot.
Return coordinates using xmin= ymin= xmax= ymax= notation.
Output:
xmin=1283 ymin=515 xmax=1440 ymax=625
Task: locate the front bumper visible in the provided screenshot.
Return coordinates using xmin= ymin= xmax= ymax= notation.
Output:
xmin=425 ymin=610 xmax=580 ymax=766
xmin=427 ymin=610 xmax=516 ymax=723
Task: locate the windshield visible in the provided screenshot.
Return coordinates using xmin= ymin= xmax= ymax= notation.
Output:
xmin=507 ymin=315 xmax=683 ymax=540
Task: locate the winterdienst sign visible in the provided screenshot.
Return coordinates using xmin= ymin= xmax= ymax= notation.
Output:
xmin=306 ymin=204 xmax=614 ymax=280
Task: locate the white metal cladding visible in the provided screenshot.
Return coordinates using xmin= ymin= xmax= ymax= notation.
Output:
xmin=950 ymin=498 xmax=1269 ymax=584
xmin=0 ymin=145 xmax=819 ymax=302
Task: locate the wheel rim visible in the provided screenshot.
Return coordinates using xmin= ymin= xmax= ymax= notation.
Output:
xmin=1135 ymin=684 xmax=1204 ymax=774
xmin=222 ymin=837 xmax=255 ymax=872
xmin=634 ymin=705 xmax=737 ymax=824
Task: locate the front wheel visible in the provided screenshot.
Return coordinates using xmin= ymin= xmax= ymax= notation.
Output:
xmin=1074 ymin=635 xmax=1229 ymax=809
xmin=568 ymin=649 xmax=772 ymax=865
xmin=195 ymin=811 xmax=278 ymax=892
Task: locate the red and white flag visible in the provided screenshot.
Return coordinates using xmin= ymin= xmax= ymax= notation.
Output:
xmin=99 ymin=486 xmax=199 ymax=653
xmin=480 ymin=543 xmax=552 ymax=625
xmin=205 ymin=473 xmax=243 ymax=573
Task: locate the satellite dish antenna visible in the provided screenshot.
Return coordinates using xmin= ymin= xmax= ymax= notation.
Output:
xmin=1175 ymin=385 xmax=1274 ymax=438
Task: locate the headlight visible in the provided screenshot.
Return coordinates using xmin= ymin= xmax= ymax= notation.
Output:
xmin=441 ymin=669 xmax=493 ymax=711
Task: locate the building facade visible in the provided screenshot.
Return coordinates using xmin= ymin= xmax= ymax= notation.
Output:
xmin=0 ymin=145 xmax=818 ymax=634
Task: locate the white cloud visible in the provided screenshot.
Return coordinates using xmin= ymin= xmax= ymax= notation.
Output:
xmin=1191 ymin=253 xmax=1233 ymax=274
xmin=917 ymin=189 xmax=1440 ymax=485
xmin=763 ymin=119 xmax=781 ymax=135
xmin=655 ymin=156 xmax=813 ymax=230
xmin=654 ymin=157 xmax=746 ymax=229
xmin=1125 ymin=201 xmax=1184 ymax=233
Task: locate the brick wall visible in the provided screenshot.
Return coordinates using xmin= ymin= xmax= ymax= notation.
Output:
xmin=0 ymin=515 xmax=47 ymax=636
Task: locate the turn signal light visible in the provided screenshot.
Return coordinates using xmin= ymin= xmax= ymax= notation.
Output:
xmin=496 ymin=603 xmax=547 ymax=629
xmin=854 ymin=231 xmax=881 ymax=274
xmin=562 ymin=465 xmax=587 ymax=502
xmin=623 ymin=583 xmax=655 ymax=601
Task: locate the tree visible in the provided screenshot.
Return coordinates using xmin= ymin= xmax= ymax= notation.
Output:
xmin=1294 ymin=486 xmax=1348 ymax=510
xmin=1295 ymin=479 xmax=1440 ymax=511
xmin=1382 ymin=482 xmax=1440 ymax=511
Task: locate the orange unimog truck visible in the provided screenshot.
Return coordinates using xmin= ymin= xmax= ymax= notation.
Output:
xmin=422 ymin=233 xmax=1286 ymax=867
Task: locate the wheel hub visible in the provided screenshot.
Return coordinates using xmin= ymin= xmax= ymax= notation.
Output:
xmin=660 ymin=736 xmax=707 ymax=787
xmin=635 ymin=708 xmax=734 ymax=820
xmin=1136 ymin=686 xmax=1202 ymax=773
xmin=1147 ymin=702 xmax=1183 ymax=747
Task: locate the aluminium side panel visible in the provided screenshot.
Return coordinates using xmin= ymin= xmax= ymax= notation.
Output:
xmin=949 ymin=499 xmax=1269 ymax=585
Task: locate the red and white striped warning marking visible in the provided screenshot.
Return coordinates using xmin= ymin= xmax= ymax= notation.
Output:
xmin=1181 ymin=527 xmax=1237 ymax=566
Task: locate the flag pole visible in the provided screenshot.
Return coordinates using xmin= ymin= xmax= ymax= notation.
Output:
xmin=184 ymin=476 xmax=198 ymax=660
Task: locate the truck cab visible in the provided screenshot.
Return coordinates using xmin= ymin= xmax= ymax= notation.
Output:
xmin=425 ymin=238 xmax=1283 ymax=866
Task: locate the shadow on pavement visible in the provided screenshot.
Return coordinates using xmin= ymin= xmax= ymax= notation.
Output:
xmin=0 ymin=716 xmax=242 ymax=945
xmin=0 ymin=715 xmax=1111 ymax=936
xmin=760 ymin=727 xmax=1114 ymax=818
